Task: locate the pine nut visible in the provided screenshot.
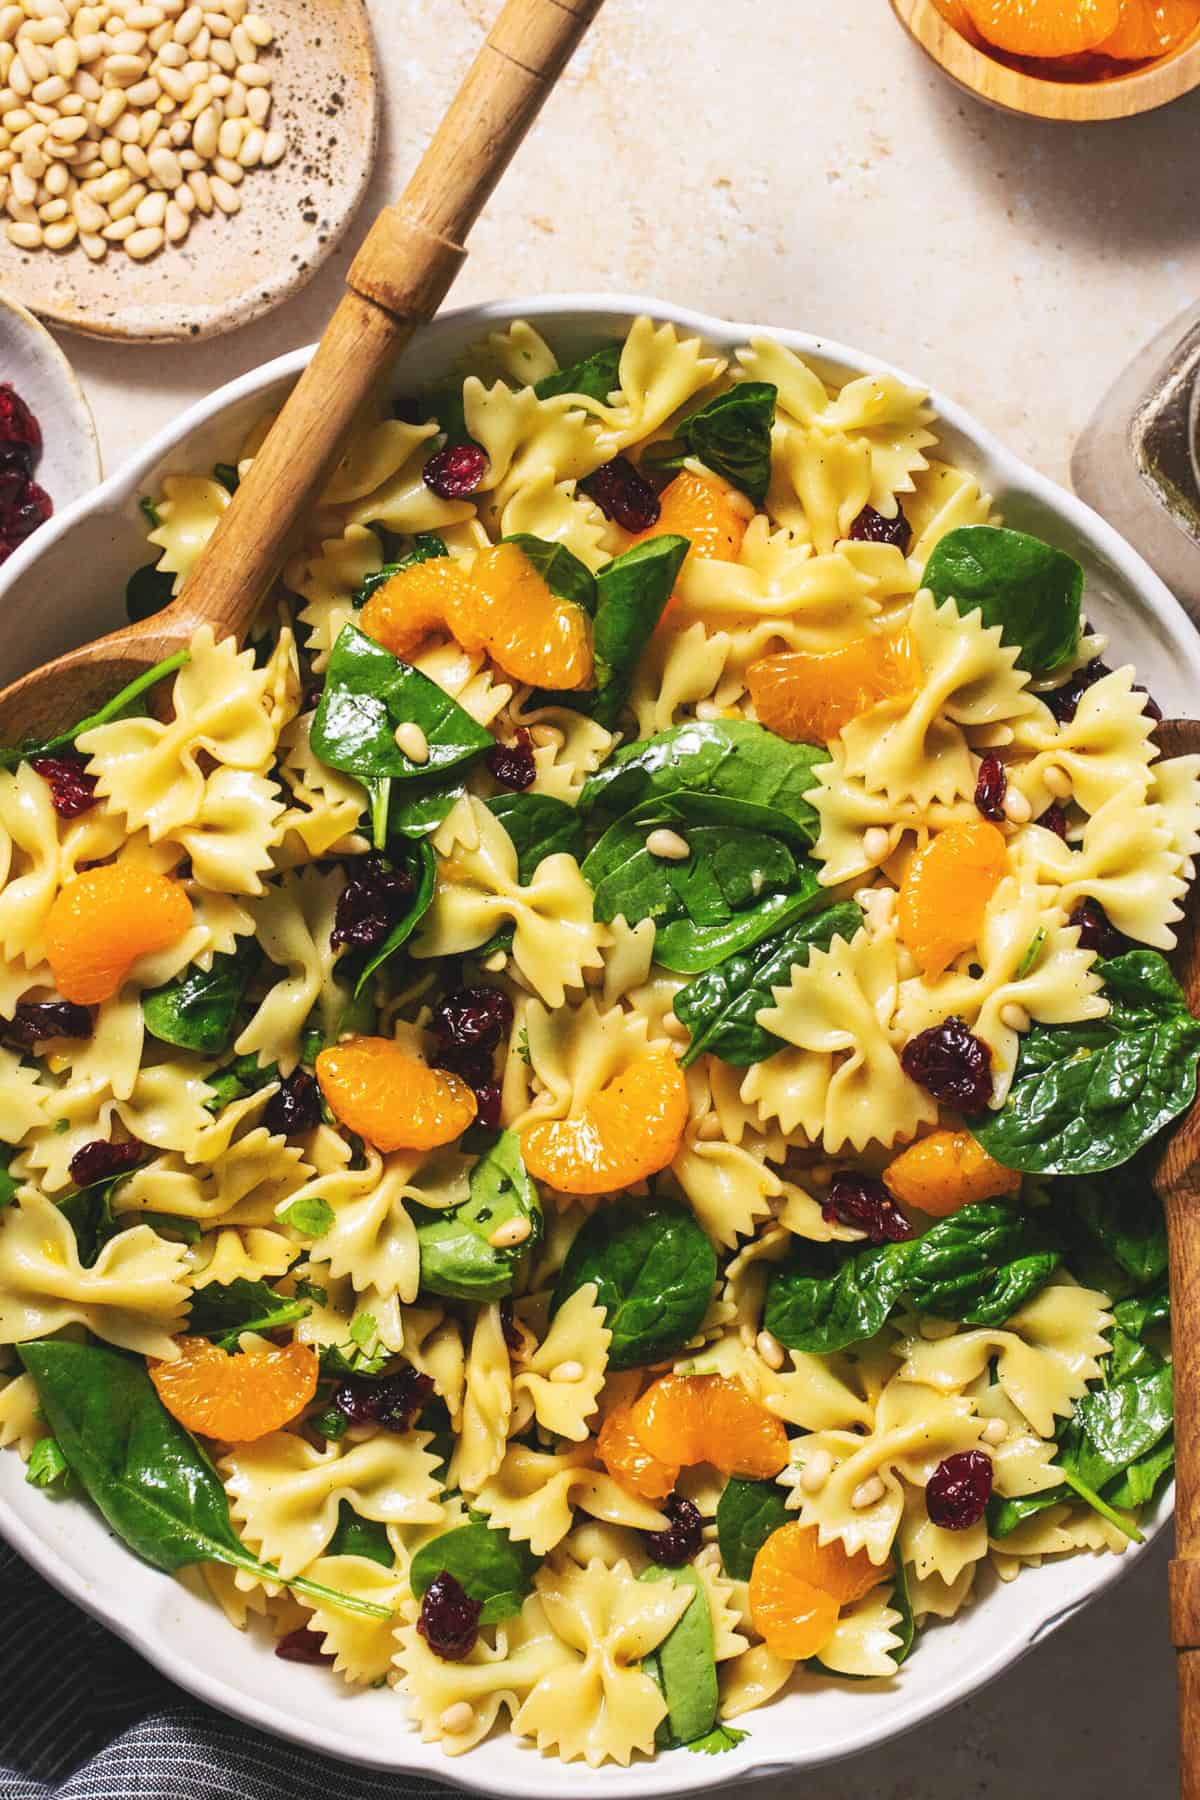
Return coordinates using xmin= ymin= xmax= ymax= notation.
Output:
xmin=8 ymin=56 xmax=30 ymax=93
xmin=53 ymin=35 xmax=79 ymax=76
xmin=49 ymin=112 xmax=87 ymax=139
xmin=124 ymin=74 xmax=158 ymax=105
xmin=207 ymin=33 xmax=232 ymax=67
xmin=104 ymin=51 xmax=146 ymax=84
xmin=438 ymin=1703 xmax=475 ymax=1738
xmin=236 ymin=121 xmax=260 ymax=164
xmin=242 ymin=11 xmax=271 ymax=45
xmin=1042 ymin=764 xmax=1071 ymax=799
xmin=163 ymin=192 xmax=186 ymax=236
xmin=38 ymin=195 xmax=67 ymax=219
xmin=230 ymin=19 xmax=252 ymax=60
xmin=120 ymin=141 xmax=147 ymax=174
xmin=245 ymin=82 xmax=267 ymax=123
xmin=134 ymin=187 xmax=163 ymax=224
xmin=172 ymin=175 xmax=191 ymax=207
xmin=185 ymin=163 xmax=209 ymax=208
xmin=147 ymin=142 xmax=180 ymax=184
xmin=19 ymin=43 xmax=50 ymax=81
xmin=191 ymin=23 xmax=209 ymax=55
xmin=43 ymin=215 xmax=75 ymax=246
xmin=95 ymin=86 xmax=125 ymax=125
xmin=10 ymin=161 xmax=33 ymax=201
xmin=111 ymin=30 xmax=148 ymax=54
xmin=6 ymin=194 xmax=37 ymax=220
xmin=0 ymin=9 xmax=20 ymax=45
xmin=549 ymin=1360 xmax=585 ymax=1384
xmin=101 ymin=211 xmax=133 ymax=236
xmin=190 ymin=99 xmax=216 ymax=153
xmin=99 ymin=133 xmax=120 ymax=163
xmin=206 ymin=69 xmax=228 ymax=94
xmin=71 ymin=187 xmax=103 ymax=228
xmin=999 ymin=1002 xmax=1031 ymax=1033
xmin=212 ymin=151 xmax=240 ymax=182
xmin=392 ymin=721 xmax=429 ymax=765
xmin=218 ymin=61 xmax=241 ymax=101
xmin=800 ymin=1448 xmax=834 ymax=1494
xmin=176 ymin=143 xmax=198 ymax=166
xmin=863 ymin=825 xmax=891 ymax=864
xmin=235 ymin=59 xmax=265 ymax=84
xmin=79 ymin=226 xmax=105 ymax=256
xmin=755 ymin=1329 xmax=786 ymax=1371
xmin=124 ymin=220 xmax=161 ymax=256
xmin=851 ymin=1475 xmax=886 ymax=1510
xmin=645 ymin=827 xmax=690 ymax=861
xmin=204 ymin=8 xmax=232 ymax=34
xmin=1001 ymin=788 xmax=1032 ymax=825
xmin=72 ymin=68 xmax=101 ymax=99
xmin=981 ymin=1417 xmax=1008 ymax=1446
xmin=173 ymin=5 xmax=201 ymax=42
xmin=43 ymin=158 xmax=67 ymax=192
xmin=7 ymin=218 xmax=42 ymax=244
xmin=109 ymin=176 xmax=144 ymax=214
xmin=32 ymin=72 xmax=67 ymax=102
xmin=215 ymin=111 xmax=239 ymax=156
xmin=93 ymin=163 xmax=130 ymax=198
xmin=157 ymin=37 xmax=186 ymax=64
xmin=488 ymin=1214 xmax=531 ymax=1249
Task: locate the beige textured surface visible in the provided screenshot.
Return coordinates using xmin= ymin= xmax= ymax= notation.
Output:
xmin=38 ymin=0 xmax=1192 ymax=1790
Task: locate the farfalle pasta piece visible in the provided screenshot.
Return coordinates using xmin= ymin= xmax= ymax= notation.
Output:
xmin=171 ymin=766 xmax=285 ymax=897
xmin=905 ymin=459 xmax=995 ymax=567
xmin=286 ymin=523 xmax=381 ymax=670
xmin=451 ymin=1303 xmax=513 ymax=1494
xmin=235 ymin=864 xmax=346 ymax=1071
xmin=813 ymin=1587 xmax=905 ymax=1678
xmin=586 ymin=315 xmax=726 ymax=450
xmin=1017 ymin=790 xmax=1190 ymax=950
xmin=838 ymin=591 xmax=1038 ymax=806
xmin=503 ymin=992 xmax=659 ymax=1132
xmin=629 ymin=618 xmax=736 ymax=737
xmin=146 ymin=473 xmax=231 ymax=590
xmin=810 ymin=742 xmax=977 ymax=887
xmin=781 ymin=1379 xmax=987 ymax=1565
xmin=463 ymin=377 xmax=605 ymax=519
xmin=0 ymin=1048 xmax=49 ymax=1144
xmin=79 ymin=628 xmax=280 ymax=840
xmin=190 ymin=1226 xmax=298 ymax=1289
xmin=718 ymin=1643 xmax=795 ymax=1720
xmin=274 ymin=709 xmax=368 ymax=864
xmin=745 ymin=926 xmax=937 ymax=1151
xmin=408 ymin=634 xmax=513 ymax=728
xmin=513 ymin=1554 xmax=693 ymax=1767
xmin=343 ymin=431 xmax=478 ymax=537
xmin=669 ymin=1069 xmax=781 ymax=1247
xmin=0 ymin=1190 xmax=190 ymax=1358
xmin=296 ymin=1554 xmax=408 ymax=1684
xmin=414 ymin=797 xmax=607 ymax=1007
xmin=323 ymin=416 xmax=438 ymax=506
xmin=512 ymin=1283 xmax=610 ymax=1442
xmin=0 ymin=1369 xmax=47 ymax=1458
xmin=1151 ymin=751 xmax=1200 ymax=873
xmin=394 ymin=1592 xmax=572 ymax=1755
xmin=500 ymin=473 xmax=615 ymax=572
xmin=223 ymin=1429 xmax=443 ymax=1577
xmin=473 ymin=1442 xmax=668 ymax=1555
xmin=1005 ymin=666 xmax=1159 ymax=819
xmin=506 ymin=692 xmax=615 ymax=801
xmin=298 ymin=1144 xmax=424 ymax=1305
xmin=115 ymin=1127 xmax=311 ymax=1227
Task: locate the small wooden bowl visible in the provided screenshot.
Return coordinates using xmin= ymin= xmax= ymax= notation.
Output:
xmin=891 ymin=0 xmax=1200 ymax=120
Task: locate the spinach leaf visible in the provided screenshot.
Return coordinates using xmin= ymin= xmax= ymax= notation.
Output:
xmin=142 ymin=941 xmax=258 ymax=1055
xmin=553 ymin=1198 xmax=717 ymax=1370
xmin=26 ymin=1435 xmax=72 ymax=1491
xmin=427 ymin=385 xmax=469 ymax=446
xmin=410 ymin=1521 xmax=540 ymax=1624
xmin=388 ymin=774 xmax=466 ymax=840
xmin=578 ymin=720 xmax=826 ymax=847
xmin=57 ymin=1173 xmax=143 ymax=1267
xmin=675 ymin=900 xmax=862 ymax=1068
xmin=327 ymin=1501 xmax=394 ymax=1568
xmin=583 ymin=802 xmax=825 ymax=973
xmin=686 ymin=1726 xmax=748 ymax=1756
xmin=1061 ymin=1160 xmax=1168 ymax=1288
xmin=716 ymin=1476 xmax=790 ymax=1580
xmin=353 ymin=533 xmax=448 ymax=608
xmin=640 ymin=1564 xmax=717 ymax=1749
xmin=0 ymin=648 xmax=190 ymax=771
xmin=1106 ymin=1433 xmax=1176 ymax=1509
xmin=187 ymin=1277 xmax=312 ymax=1350
xmin=312 ymin=624 xmax=492 ymax=788
xmin=534 ymin=342 xmax=621 ymax=402
xmin=351 ymin=838 xmax=436 ymax=998
xmin=486 ymin=793 xmax=585 ymax=883
xmin=278 ymin=1195 xmax=334 ymax=1239
xmin=1112 ymin=1283 xmax=1170 ymax=1344
xmin=18 ymin=1339 xmax=391 ymax=1617
xmin=213 ymin=461 xmax=240 ymax=494
xmin=972 ymin=950 xmax=1200 ymax=1175
xmin=139 ymin=495 xmax=160 ymax=528
xmin=888 ymin=1557 xmax=916 ymax=1667
xmin=764 ymin=1203 xmax=1059 ymax=1354
xmin=204 ymin=1052 xmax=276 ymax=1112
xmin=0 ymin=1143 xmax=17 ymax=1212
xmin=922 ymin=525 xmax=1083 ymax=674
xmin=503 ymin=534 xmax=597 ymax=614
xmin=588 ymin=536 xmax=690 ymax=728
xmin=415 ymin=1130 xmax=541 ymax=1301
xmin=126 ymin=561 xmax=175 ymax=623
xmin=679 ymin=382 xmax=777 ymax=507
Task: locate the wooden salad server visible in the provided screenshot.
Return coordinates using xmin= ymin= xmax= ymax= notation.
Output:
xmin=0 ymin=0 xmax=606 ymax=745
xmin=1153 ymin=716 xmax=1200 ymax=1799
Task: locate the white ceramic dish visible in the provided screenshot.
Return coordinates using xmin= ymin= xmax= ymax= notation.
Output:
xmin=0 ymin=289 xmax=100 ymax=516
xmin=0 ymin=296 xmax=1188 ymax=1796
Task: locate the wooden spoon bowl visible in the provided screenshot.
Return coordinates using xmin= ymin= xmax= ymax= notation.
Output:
xmin=891 ymin=0 xmax=1200 ymax=120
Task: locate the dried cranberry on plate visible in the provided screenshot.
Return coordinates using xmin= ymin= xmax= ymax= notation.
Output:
xmin=68 ymin=1137 xmax=145 ymax=1188
xmin=644 ymin=1492 xmax=704 ymax=1566
xmin=580 ymin=456 xmax=661 ymax=534
xmin=847 ymin=503 xmax=911 ymax=552
xmin=431 ymin=987 xmax=513 ymax=1055
xmin=332 ymin=1364 xmax=433 ymax=1432
xmin=30 ymin=754 xmax=98 ymax=819
xmin=821 ymin=1170 xmax=913 ymax=1245
xmin=901 ymin=1016 xmax=993 ymax=1114
xmin=486 ymin=727 xmax=536 ymax=791
xmin=263 ymin=1068 xmax=322 ymax=1137
xmin=274 ymin=1628 xmax=335 ymax=1665
xmin=330 ymin=855 xmax=414 ymax=954
xmin=925 ymin=1450 xmax=993 ymax=1530
xmin=3 ymin=1000 xmax=92 ymax=1048
xmin=1069 ymin=897 xmax=1128 ymax=959
xmin=1035 ymin=803 xmax=1068 ymax=839
xmin=417 ymin=1571 xmax=483 ymax=1661
xmin=973 ymin=753 xmax=1007 ymax=822
xmin=423 ymin=442 xmax=487 ymax=500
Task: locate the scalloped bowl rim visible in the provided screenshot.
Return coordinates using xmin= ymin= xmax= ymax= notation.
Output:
xmin=0 ymin=292 xmax=1188 ymax=1797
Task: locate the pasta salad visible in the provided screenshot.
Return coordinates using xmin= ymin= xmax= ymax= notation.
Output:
xmin=0 ymin=314 xmax=1195 ymax=1768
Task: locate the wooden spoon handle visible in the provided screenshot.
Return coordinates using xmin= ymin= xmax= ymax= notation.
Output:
xmin=180 ymin=0 xmax=605 ymax=641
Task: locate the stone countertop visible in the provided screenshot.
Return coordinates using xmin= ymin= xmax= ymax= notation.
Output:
xmin=38 ymin=0 xmax=1196 ymax=1791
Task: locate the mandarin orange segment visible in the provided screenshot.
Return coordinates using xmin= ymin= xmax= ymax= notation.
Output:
xmin=961 ymin=0 xmax=1120 ymax=55
xmin=316 ymin=1036 xmax=477 ymax=1152
xmin=752 ymin=1520 xmax=882 ymax=1620
xmin=884 ymin=1130 xmax=1021 ymax=1216
xmin=359 ymin=556 xmax=475 ymax=660
xmin=747 ymin=628 xmax=921 ymax=744
xmin=630 ymin=1373 xmax=790 ymax=1479
xmin=466 ymin=541 xmax=594 ymax=690
xmin=520 ymin=1047 xmax=688 ymax=1196
xmin=597 ymin=1403 xmax=679 ymax=1500
xmin=632 ymin=471 xmax=747 ymax=562
xmin=749 ymin=1539 xmax=840 ymax=1660
xmin=45 ymin=864 xmax=193 ymax=1005
xmin=150 ymin=1335 xmax=318 ymax=1442
xmin=1095 ymin=0 xmax=1200 ymax=55
xmin=897 ymin=819 xmax=1008 ymax=979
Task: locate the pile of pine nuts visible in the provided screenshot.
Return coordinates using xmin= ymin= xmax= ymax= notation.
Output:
xmin=0 ymin=0 xmax=286 ymax=263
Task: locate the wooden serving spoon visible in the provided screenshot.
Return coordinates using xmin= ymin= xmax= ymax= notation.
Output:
xmin=0 ymin=0 xmax=605 ymax=746
xmin=1153 ymin=717 xmax=1200 ymax=1799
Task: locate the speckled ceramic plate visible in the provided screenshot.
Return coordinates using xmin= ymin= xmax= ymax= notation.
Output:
xmin=0 ymin=287 xmax=100 ymax=516
xmin=0 ymin=0 xmax=378 ymax=343
xmin=0 ymin=297 xmax=1186 ymax=1795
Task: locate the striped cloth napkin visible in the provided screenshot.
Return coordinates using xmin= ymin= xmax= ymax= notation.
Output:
xmin=0 ymin=1544 xmax=457 ymax=1800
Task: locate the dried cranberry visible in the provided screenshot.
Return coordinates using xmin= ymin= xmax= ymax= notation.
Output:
xmin=333 ymin=1364 xmax=432 ymax=1432
xmin=901 ymin=1016 xmax=992 ymax=1113
xmin=0 ymin=385 xmax=42 ymax=480
xmin=1133 ymin=682 xmax=1163 ymax=723
xmin=68 ymin=1137 xmax=145 ymax=1188
xmin=486 ymin=726 xmax=536 ymax=791
xmin=644 ymin=1492 xmax=704 ymax=1566
xmin=417 ymin=1571 xmax=483 ymax=1661
xmin=432 ymin=1041 xmax=503 ymax=1129
xmin=3 ymin=1001 xmax=93 ymax=1049
xmin=263 ymin=1067 xmax=321 ymax=1136
xmin=423 ymin=442 xmax=487 ymax=500
xmin=847 ymin=504 xmax=912 ymax=553
xmin=1069 ymin=897 xmax=1128 ymax=959
xmin=432 ymin=987 xmax=513 ymax=1054
xmin=499 ymin=1298 xmax=523 ymax=1356
xmin=821 ymin=1170 xmax=914 ymax=1245
xmin=330 ymin=854 xmax=414 ymax=954
xmin=1045 ymin=657 xmax=1110 ymax=724
xmin=274 ymin=1627 xmax=335 ymax=1665
xmin=30 ymin=754 xmax=98 ymax=819
xmin=973 ymin=752 xmax=1007 ymax=822
xmin=580 ymin=456 xmax=662 ymax=534
xmin=1036 ymin=803 xmax=1068 ymax=839
xmin=925 ymin=1449 xmax=993 ymax=1530
xmin=472 ymin=1082 xmax=502 ymax=1130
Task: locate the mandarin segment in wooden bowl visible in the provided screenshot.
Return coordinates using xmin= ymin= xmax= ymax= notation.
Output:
xmin=0 ymin=0 xmax=378 ymax=341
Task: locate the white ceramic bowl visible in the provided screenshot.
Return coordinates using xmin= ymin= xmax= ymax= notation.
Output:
xmin=0 ymin=290 xmax=100 ymax=519
xmin=0 ymin=297 xmax=1189 ymax=1796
